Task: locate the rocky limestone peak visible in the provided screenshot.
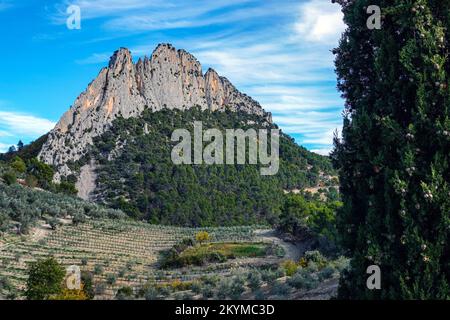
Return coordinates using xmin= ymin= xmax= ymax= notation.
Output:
xmin=38 ymin=43 xmax=272 ymax=184
xmin=108 ymin=47 xmax=133 ymax=76
xmin=205 ymin=68 xmax=225 ymax=111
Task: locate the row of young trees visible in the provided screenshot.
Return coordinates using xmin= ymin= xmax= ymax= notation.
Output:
xmin=0 ymin=179 xmax=126 ymax=234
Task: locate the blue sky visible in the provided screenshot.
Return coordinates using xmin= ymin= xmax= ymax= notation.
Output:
xmin=0 ymin=0 xmax=346 ymax=155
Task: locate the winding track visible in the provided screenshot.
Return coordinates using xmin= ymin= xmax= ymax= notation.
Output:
xmin=254 ymin=229 xmax=302 ymax=261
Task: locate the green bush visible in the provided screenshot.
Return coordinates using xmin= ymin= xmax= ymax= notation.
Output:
xmin=48 ymin=217 xmax=60 ymax=230
xmin=270 ymin=282 xmax=291 ymax=296
xmin=318 ymin=266 xmax=335 ymax=281
xmin=287 ymin=269 xmax=319 ymax=290
xmin=190 ymin=281 xmax=203 ymax=294
xmin=247 ymin=271 xmax=262 ymax=291
xmin=25 ymin=175 xmax=38 ymax=188
xmin=218 ymin=276 xmax=245 ymax=300
xmin=0 ymin=276 xmax=12 ymax=291
xmin=81 ymin=271 xmax=94 ymax=299
xmin=116 ymin=286 xmax=134 ymax=300
xmin=144 ymin=286 xmax=159 ymax=300
xmin=10 ymin=156 xmax=26 ymax=173
xmin=281 ymin=260 xmax=298 ymax=277
xmin=260 ymin=269 xmax=279 ymax=284
xmin=95 ymin=282 xmax=106 ymax=295
xmin=2 ymin=171 xmax=16 ymax=185
xmin=106 ymin=274 xmax=117 ymax=286
xmin=73 ymin=213 xmax=87 ymax=225
xmin=254 ymin=290 xmax=266 ymax=300
xmin=201 ymin=285 xmax=214 ymax=299
xmin=94 ymin=264 xmax=104 ymax=275
xmin=25 ymin=257 xmax=65 ymax=300
xmin=304 ymin=250 xmax=327 ymax=267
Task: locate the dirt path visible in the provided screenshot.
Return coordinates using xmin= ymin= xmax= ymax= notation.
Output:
xmin=254 ymin=229 xmax=302 ymax=261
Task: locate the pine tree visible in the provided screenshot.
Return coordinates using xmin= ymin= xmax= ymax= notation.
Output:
xmin=17 ymin=140 xmax=24 ymax=151
xmin=332 ymin=0 xmax=450 ymax=299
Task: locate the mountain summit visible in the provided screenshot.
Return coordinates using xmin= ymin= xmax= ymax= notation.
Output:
xmin=38 ymin=44 xmax=271 ymax=179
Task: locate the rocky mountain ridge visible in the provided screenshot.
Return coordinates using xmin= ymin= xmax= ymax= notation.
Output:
xmin=38 ymin=43 xmax=271 ymax=180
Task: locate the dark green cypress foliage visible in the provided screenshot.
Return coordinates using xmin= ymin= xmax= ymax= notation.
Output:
xmin=332 ymin=0 xmax=450 ymax=299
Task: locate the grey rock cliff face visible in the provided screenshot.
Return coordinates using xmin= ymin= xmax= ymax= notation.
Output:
xmin=38 ymin=43 xmax=271 ymax=180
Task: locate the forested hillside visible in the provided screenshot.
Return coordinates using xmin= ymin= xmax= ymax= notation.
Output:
xmin=74 ymin=107 xmax=335 ymax=226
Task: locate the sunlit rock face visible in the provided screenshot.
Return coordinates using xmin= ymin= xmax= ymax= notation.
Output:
xmin=38 ymin=43 xmax=271 ymax=181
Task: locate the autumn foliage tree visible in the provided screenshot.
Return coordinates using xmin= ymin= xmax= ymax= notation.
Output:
xmin=195 ymin=231 xmax=210 ymax=244
xmin=332 ymin=0 xmax=450 ymax=299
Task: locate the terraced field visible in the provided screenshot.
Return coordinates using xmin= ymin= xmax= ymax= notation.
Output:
xmin=0 ymin=219 xmax=273 ymax=298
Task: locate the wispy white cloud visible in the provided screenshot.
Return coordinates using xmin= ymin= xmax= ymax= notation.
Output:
xmin=0 ymin=109 xmax=56 ymax=153
xmin=249 ymin=86 xmax=342 ymax=111
xmin=103 ymin=1 xmax=294 ymax=32
xmin=293 ymin=0 xmax=345 ymax=45
xmin=0 ymin=142 xmax=11 ymax=153
xmin=274 ymin=114 xmax=340 ymax=134
xmin=311 ymin=148 xmax=331 ymax=156
xmin=194 ymin=45 xmax=334 ymax=84
xmin=75 ymin=53 xmax=111 ymax=65
xmin=0 ymin=130 xmax=13 ymax=137
xmin=0 ymin=111 xmax=56 ymax=137
xmin=52 ymin=0 xmax=258 ymax=26
xmin=52 ymin=0 xmax=166 ymax=22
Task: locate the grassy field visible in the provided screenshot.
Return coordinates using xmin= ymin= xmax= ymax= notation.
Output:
xmin=0 ymin=219 xmax=274 ymax=299
xmin=200 ymin=243 xmax=270 ymax=258
xmin=160 ymin=241 xmax=280 ymax=269
xmin=180 ymin=242 xmax=272 ymax=261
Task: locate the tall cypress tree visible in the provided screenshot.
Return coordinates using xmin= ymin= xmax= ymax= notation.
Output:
xmin=332 ymin=0 xmax=450 ymax=299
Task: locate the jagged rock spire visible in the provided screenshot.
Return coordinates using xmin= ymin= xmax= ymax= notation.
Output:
xmin=38 ymin=43 xmax=271 ymax=180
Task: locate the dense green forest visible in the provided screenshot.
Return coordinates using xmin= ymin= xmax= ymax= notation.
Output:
xmin=77 ymin=107 xmax=335 ymax=226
